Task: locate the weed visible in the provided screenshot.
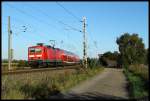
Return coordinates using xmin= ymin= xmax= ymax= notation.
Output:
xmin=123 ymin=68 xmax=148 ymax=99
xmin=2 ymin=66 xmax=104 ymax=99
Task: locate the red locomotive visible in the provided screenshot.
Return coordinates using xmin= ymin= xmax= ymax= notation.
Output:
xmin=28 ymin=43 xmax=80 ymax=67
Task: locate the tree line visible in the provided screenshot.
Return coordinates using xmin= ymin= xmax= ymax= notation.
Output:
xmin=93 ymin=33 xmax=148 ymax=68
xmin=2 ymin=59 xmax=29 ymax=67
xmin=116 ymin=33 xmax=148 ymax=68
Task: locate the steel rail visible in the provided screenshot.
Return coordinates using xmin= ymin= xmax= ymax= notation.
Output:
xmin=2 ymin=65 xmax=81 ymax=75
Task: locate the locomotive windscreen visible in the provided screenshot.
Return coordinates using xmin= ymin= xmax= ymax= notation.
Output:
xmin=29 ymin=48 xmax=35 ymax=53
xmin=29 ymin=48 xmax=42 ymax=53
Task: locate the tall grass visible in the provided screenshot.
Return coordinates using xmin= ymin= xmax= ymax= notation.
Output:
xmin=123 ymin=65 xmax=148 ymax=99
xmin=2 ymin=61 xmax=29 ymax=71
xmin=2 ymin=66 xmax=104 ymax=99
xmin=129 ymin=64 xmax=148 ymax=82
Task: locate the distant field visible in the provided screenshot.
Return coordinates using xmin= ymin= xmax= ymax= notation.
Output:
xmin=2 ymin=63 xmax=18 ymax=65
xmin=2 ymin=63 xmax=19 ymax=71
xmin=2 ymin=63 xmax=19 ymax=67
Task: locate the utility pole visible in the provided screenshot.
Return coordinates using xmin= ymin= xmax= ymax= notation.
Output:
xmin=82 ymin=16 xmax=87 ymax=68
xmin=8 ymin=16 xmax=12 ymax=70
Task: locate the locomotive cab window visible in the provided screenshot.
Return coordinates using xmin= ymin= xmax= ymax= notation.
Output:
xmin=35 ymin=48 xmax=42 ymax=53
xmin=29 ymin=48 xmax=35 ymax=53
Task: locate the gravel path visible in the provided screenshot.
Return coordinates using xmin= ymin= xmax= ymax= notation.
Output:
xmin=62 ymin=68 xmax=129 ymax=100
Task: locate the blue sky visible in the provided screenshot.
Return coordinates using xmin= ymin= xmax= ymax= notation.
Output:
xmin=2 ymin=2 xmax=148 ymax=60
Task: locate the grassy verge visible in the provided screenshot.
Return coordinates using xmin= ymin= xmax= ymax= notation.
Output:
xmin=123 ymin=67 xmax=148 ymax=99
xmin=60 ymin=66 xmax=104 ymax=92
xmin=129 ymin=64 xmax=148 ymax=82
xmin=2 ymin=66 xmax=104 ymax=99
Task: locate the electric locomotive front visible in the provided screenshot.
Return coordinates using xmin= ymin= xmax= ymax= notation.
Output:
xmin=28 ymin=43 xmax=46 ymax=67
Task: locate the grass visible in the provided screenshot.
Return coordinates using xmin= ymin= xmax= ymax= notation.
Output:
xmin=2 ymin=63 xmax=18 ymax=71
xmin=1 ymin=66 xmax=104 ymax=99
xmin=2 ymin=62 xmax=29 ymax=71
xmin=123 ymin=67 xmax=148 ymax=99
xmin=2 ymin=89 xmax=25 ymax=99
xmin=60 ymin=67 xmax=104 ymax=92
xmin=129 ymin=64 xmax=148 ymax=82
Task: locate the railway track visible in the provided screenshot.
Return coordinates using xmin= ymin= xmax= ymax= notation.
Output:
xmin=2 ymin=65 xmax=81 ymax=75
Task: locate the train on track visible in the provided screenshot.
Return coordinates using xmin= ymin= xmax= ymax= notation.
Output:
xmin=28 ymin=43 xmax=80 ymax=68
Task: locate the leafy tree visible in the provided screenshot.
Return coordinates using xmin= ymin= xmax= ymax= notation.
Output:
xmin=116 ymin=33 xmax=146 ymax=67
xmin=144 ymin=48 xmax=149 ymax=65
xmin=99 ymin=51 xmax=119 ymax=67
xmin=2 ymin=59 xmax=8 ymax=63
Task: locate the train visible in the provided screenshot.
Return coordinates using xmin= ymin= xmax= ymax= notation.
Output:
xmin=28 ymin=43 xmax=80 ymax=68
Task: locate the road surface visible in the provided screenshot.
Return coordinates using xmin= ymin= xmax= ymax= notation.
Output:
xmin=60 ymin=68 xmax=129 ymax=100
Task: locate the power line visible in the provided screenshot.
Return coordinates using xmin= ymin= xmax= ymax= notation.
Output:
xmin=6 ymin=4 xmax=64 ymax=40
xmin=32 ymin=6 xmax=82 ymax=33
xmin=87 ymin=24 xmax=97 ymax=47
xmin=58 ymin=20 xmax=82 ymax=32
xmin=25 ymin=5 xmax=82 ymax=49
xmin=64 ymin=28 xmax=82 ymax=54
xmin=6 ymin=4 xmax=59 ymax=31
xmin=56 ymin=2 xmax=81 ymax=22
xmin=2 ymin=17 xmax=48 ymax=40
xmin=86 ymin=23 xmax=99 ymax=58
xmin=5 ymin=3 xmax=82 ymax=56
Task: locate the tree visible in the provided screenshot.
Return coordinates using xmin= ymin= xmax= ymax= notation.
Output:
xmin=99 ymin=51 xmax=119 ymax=67
xmin=116 ymin=33 xmax=146 ymax=67
xmin=144 ymin=48 xmax=149 ymax=65
xmin=17 ymin=60 xmax=29 ymax=67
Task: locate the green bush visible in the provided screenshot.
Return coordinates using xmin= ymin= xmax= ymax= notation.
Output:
xmin=87 ymin=58 xmax=100 ymax=68
xmin=123 ymin=68 xmax=148 ymax=99
xmin=20 ymin=79 xmax=60 ymax=99
xmin=2 ymin=89 xmax=25 ymax=99
xmin=2 ymin=66 xmax=104 ymax=99
xmin=17 ymin=60 xmax=29 ymax=67
xmin=129 ymin=64 xmax=148 ymax=81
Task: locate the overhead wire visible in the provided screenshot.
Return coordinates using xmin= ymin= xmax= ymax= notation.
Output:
xmin=2 ymin=16 xmax=46 ymax=39
xmin=33 ymin=6 xmax=82 ymax=33
xmin=5 ymin=4 xmax=60 ymax=40
xmin=88 ymin=31 xmax=99 ymax=58
xmin=23 ymin=4 xmax=82 ymax=50
xmin=55 ymin=2 xmax=84 ymax=55
xmin=6 ymin=4 xmax=59 ymax=31
xmin=30 ymin=6 xmax=82 ymax=53
xmin=56 ymin=2 xmax=81 ymax=22
xmin=5 ymin=3 xmax=83 ymax=55
xmin=58 ymin=20 xmax=82 ymax=32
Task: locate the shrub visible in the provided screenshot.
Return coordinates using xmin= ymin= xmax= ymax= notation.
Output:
xmin=20 ymin=79 xmax=60 ymax=99
xmin=87 ymin=58 xmax=100 ymax=68
xmin=129 ymin=64 xmax=148 ymax=82
xmin=17 ymin=60 xmax=29 ymax=67
xmin=123 ymin=67 xmax=148 ymax=99
xmin=2 ymin=66 xmax=104 ymax=99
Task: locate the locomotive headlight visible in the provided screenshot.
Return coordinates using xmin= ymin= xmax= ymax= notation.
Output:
xmin=36 ymin=55 xmax=42 ymax=57
xmin=29 ymin=55 xmax=34 ymax=57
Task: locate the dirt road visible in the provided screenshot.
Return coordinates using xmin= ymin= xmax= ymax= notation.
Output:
xmin=61 ymin=68 xmax=129 ymax=100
